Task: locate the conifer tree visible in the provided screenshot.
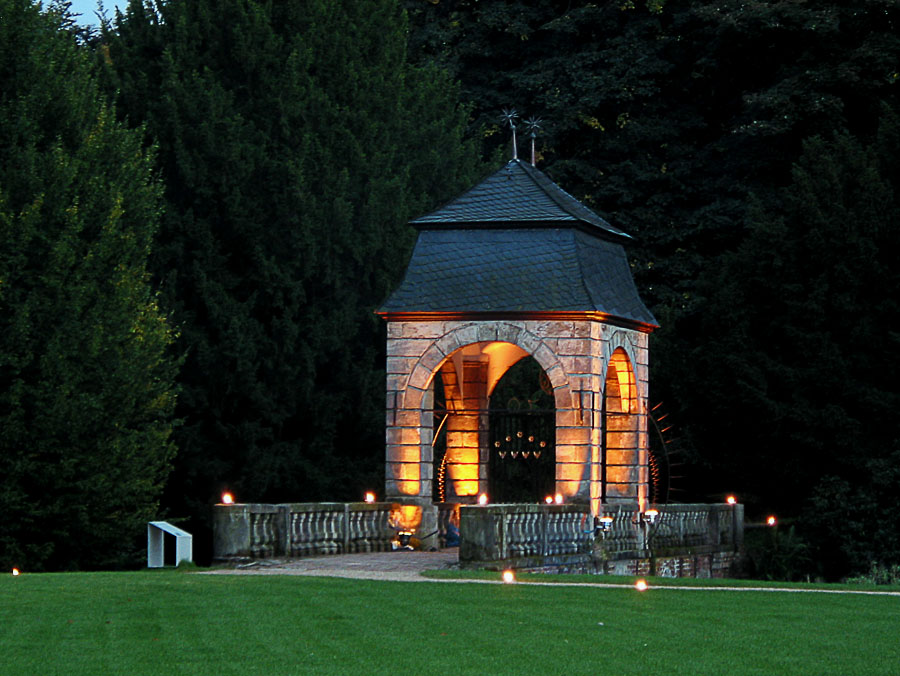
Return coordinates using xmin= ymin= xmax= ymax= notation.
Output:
xmin=104 ymin=0 xmax=481 ymax=548
xmin=0 ymin=0 xmax=178 ymax=570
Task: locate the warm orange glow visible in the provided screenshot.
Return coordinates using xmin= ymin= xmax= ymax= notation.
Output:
xmin=726 ymin=495 xmax=737 ymax=505
xmin=12 ymin=568 xmax=20 ymax=576
xmin=635 ymin=579 xmax=648 ymax=591
xmin=221 ymin=492 xmax=234 ymax=505
xmin=446 ymin=446 xmax=480 ymax=497
xmin=644 ymin=508 xmax=659 ymax=523
xmin=390 ymin=505 xmax=423 ymax=532
xmin=608 ymin=349 xmax=637 ymax=414
xmin=554 ymin=493 xmax=564 ymax=505
xmin=544 ymin=495 xmax=554 ymax=504
xmin=364 ymin=492 xmax=376 ymax=503
xmin=478 ymin=493 xmax=488 ymax=505
xmin=767 ymin=515 xmax=777 ymax=527
xmin=502 ymin=570 xmax=516 ymax=584
xmin=599 ymin=516 xmax=614 ymax=527
xmin=393 ymin=445 xmax=422 ymax=495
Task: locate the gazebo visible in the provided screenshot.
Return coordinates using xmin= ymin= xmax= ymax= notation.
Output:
xmin=377 ymin=158 xmax=658 ymax=547
xmin=212 ymin=157 xmax=743 ymax=577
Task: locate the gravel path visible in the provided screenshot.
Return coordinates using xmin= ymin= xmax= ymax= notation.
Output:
xmin=201 ymin=549 xmax=461 ymax=582
xmin=199 ymin=550 xmax=900 ymax=596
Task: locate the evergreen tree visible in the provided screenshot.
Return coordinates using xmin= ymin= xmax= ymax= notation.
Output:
xmin=0 ymin=0 xmax=178 ymax=570
xmin=104 ymin=0 xmax=482 ymax=555
xmin=679 ymin=110 xmax=900 ymax=536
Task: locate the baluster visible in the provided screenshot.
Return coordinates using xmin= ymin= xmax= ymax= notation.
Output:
xmin=250 ymin=514 xmax=260 ymax=557
xmin=508 ymin=513 xmax=522 ymax=557
xmin=528 ymin=512 xmax=541 ymax=556
xmin=289 ymin=512 xmax=300 ymax=556
xmin=330 ymin=510 xmax=342 ymax=554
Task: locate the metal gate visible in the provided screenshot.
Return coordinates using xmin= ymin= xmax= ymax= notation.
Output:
xmin=487 ymin=410 xmax=555 ymax=503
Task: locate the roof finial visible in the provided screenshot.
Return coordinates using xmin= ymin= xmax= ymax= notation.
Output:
xmin=525 ymin=116 xmax=542 ymax=167
xmin=501 ymin=108 xmax=519 ymax=160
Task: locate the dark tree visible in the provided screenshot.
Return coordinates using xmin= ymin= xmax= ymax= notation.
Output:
xmin=0 ymin=0 xmax=178 ymax=570
xmin=103 ymin=0 xmax=483 ymax=556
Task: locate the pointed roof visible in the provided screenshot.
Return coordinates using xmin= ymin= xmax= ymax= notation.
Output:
xmin=411 ymin=159 xmax=631 ymax=243
xmin=378 ymin=158 xmax=657 ymax=330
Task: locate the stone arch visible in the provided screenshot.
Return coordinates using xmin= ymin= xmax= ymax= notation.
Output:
xmin=385 ymin=318 xmax=650 ymax=512
xmin=601 ymin=346 xmax=645 ymax=506
xmin=400 ymin=322 xmax=573 ymax=411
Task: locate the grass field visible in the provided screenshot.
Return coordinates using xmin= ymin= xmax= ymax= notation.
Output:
xmin=3 ymin=569 xmax=899 ymax=676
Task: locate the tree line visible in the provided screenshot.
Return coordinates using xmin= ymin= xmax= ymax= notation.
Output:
xmin=1 ymin=0 xmax=897 ymax=578
xmin=402 ymin=0 xmax=900 ymax=579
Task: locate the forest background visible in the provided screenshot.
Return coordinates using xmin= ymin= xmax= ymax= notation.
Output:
xmin=1 ymin=0 xmax=897 ymax=580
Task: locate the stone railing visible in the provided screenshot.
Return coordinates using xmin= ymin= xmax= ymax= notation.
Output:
xmin=459 ymin=504 xmax=593 ymax=568
xmin=459 ymin=502 xmax=744 ymax=574
xmin=214 ymin=502 xmax=396 ymax=560
xmin=648 ymin=503 xmax=743 ymax=551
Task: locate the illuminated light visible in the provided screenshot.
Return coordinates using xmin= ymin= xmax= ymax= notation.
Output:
xmin=644 ymin=508 xmax=659 ymax=524
xmin=767 ymin=515 xmax=777 ymax=527
xmin=364 ymin=492 xmax=376 ymax=504
xmin=221 ymin=492 xmax=235 ymax=505
xmin=599 ymin=516 xmax=614 ymax=531
xmin=635 ymin=579 xmax=648 ymax=591
xmin=12 ymin=568 xmax=20 ymax=576
xmin=502 ymin=570 xmax=516 ymax=584
xmin=545 ymin=495 xmax=554 ymax=504
xmin=389 ymin=505 xmax=423 ymax=532
xmin=554 ymin=493 xmax=564 ymax=505
xmin=726 ymin=495 xmax=737 ymax=505
xmin=478 ymin=493 xmax=488 ymax=505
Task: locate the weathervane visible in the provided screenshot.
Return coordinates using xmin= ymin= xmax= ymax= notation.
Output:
xmin=501 ymin=108 xmax=519 ymax=160
xmin=525 ymin=116 xmax=542 ymax=167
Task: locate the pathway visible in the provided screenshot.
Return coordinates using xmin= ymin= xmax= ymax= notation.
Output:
xmin=199 ymin=550 xmax=900 ymax=596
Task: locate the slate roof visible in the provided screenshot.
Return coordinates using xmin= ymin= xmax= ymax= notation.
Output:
xmin=412 ymin=159 xmax=631 ymax=243
xmin=379 ymin=160 xmax=657 ymax=328
xmin=379 ymin=229 xmax=657 ymax=326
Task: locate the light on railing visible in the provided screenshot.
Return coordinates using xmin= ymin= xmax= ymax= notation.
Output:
xmin=726 ymin=495 xmax=737 ymax=505
xmin=221 ymin=492 xmax=235 ymax=505
xmin=502 ymin=570 xmax=516 ymax=584
xmin=635 ymin=579 xmax=648 ymax=592
xmin=364 ymin=492 xmax=376 ymax=504
xmin=596 ymin=516 xmax=614 ymax=536
xmin=554 ymin=493 xmax=564 ymax=505
xmin=478 ymin=493 xmax=488 ymax=505
xmin=640 ymin=508 xmax=659 ymax=526
xmin=544 ymin=495 xmax=554 ymax=504
xmin=767 ymin=515 xmax=777 ymax=527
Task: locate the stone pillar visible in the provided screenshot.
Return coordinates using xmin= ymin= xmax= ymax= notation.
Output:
xmin=444 ymin=360 xmax=488 ymax=499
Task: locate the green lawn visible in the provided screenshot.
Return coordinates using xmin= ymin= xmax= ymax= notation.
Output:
xmin=2 ymin=569 xmax=899 ymax=675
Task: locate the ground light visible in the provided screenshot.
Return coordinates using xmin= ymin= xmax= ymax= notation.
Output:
xmin=635 ymin=579 xmax=648 ymax=591
xmin=12 ymin=568 xmax=20 ymax=576
xmin=502 ymin=570 xmax=516 ymax=583
xmin=221 ymin=492 xmax=235 ymax=505
xmin=767 ymin=515 xmax=777 ymax=526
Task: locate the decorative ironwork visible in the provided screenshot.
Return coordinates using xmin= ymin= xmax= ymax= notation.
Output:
xmin=488 ymin=409 xmax=555 ymax=503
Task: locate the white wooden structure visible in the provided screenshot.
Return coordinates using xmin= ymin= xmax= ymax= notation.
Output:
xmin=147 ymin=521 xmax=193 ymax=568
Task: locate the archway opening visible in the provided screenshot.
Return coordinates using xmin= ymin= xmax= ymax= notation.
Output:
xmin=487 ymin=356 xmax=556 ymax=503
xmin=602 ymin=348 xmax=640 ymax=503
